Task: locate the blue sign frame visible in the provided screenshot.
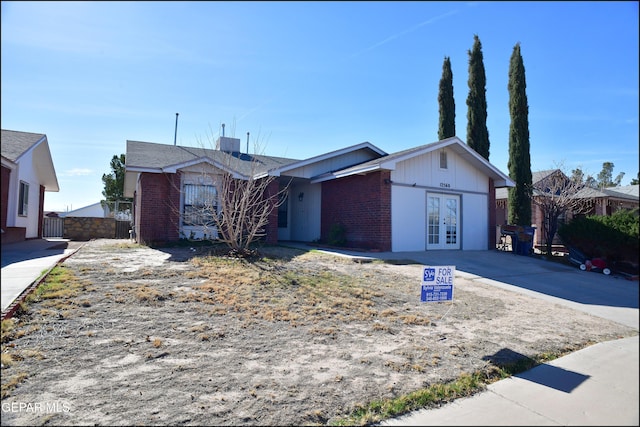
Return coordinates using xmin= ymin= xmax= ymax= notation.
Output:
xmin=421 ymin=266 xmax=454 ymax=302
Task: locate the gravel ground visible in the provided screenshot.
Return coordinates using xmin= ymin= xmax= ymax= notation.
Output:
xmin=1 ymin=239 xmax=636 ymax=426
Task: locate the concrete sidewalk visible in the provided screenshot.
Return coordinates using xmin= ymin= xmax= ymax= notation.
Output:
xmin=380 ymin=335 xmax=639 ymax=426
xmin=1 ymin=238 xmax=83 ymax=314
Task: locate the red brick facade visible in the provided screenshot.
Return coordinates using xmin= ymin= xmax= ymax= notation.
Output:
xmin=321 ymin=170 xmax=392 ymax=251
xmin=1 ymin=165 xmax=9 ymax=232
xmin=134 ymin=172 xmax=181 ymax=246
xmin=135 ymin=172 xmax=281 ymax=246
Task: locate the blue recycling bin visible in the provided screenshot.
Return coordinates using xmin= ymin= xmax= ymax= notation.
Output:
xmin=514 ymin=226 xmax=535 ymax=256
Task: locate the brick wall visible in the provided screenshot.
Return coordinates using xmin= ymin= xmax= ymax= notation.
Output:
xmin=136 ymin=172 xmax=181 ymax=246
xmin=64 ymin=217 xmax=116 ymax=240
xmin=321 ymin=170 xmax=391 ymax=251
xmin=134 ymin=172 xmax=282 ymax=247
xmin=1 ymin=165 xmax=9 ymax=231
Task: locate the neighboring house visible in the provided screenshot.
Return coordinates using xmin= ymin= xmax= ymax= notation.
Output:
xmin=1 ymin=129 xmax=59 ymax=244
xmin=59 ymin=202 xmax=109 ymax=218
xmin=496 ymin=169 xmax=640 ymax=249
xmin=124 ymin=136 xmax=514 ymax=251
xmin=572 ymin=184 xmax=639 ymax=216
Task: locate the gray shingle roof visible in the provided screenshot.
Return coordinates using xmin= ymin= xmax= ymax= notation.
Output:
xmin=532 ymin=169 xmax=560 ymax=184
xmin=126 ymin=140 xmax=300 ymax=177
xmin=1 ymin=129 xmax=47 ymax=162
xmin=573 ymin=185 xmax=639 ymax=201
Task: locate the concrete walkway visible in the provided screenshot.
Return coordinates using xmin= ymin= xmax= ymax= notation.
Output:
xmin=1 ymin=238 xmax=83 ymax=314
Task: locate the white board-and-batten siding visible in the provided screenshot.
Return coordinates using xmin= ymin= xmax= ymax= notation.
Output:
xmin=391 ymin=148 xmax=490 ymax=252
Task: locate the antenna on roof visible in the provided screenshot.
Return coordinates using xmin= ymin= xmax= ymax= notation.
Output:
xmin=246 ymin=132 xmax=250 ymax=154
xmin=222 ymin=123 xmax=225 ymax=137
xmin=174 ymin=113 xmax=179 ymax=146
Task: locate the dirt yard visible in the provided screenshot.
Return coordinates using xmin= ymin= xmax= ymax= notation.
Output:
xmin=1 ymin=239 xmax=636 ymax=426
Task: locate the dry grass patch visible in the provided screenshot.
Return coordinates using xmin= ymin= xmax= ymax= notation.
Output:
xmin=1 ymin=372 xmax=28 ymax=399
xmin=1 ymin=352 xmax=15 ymax=367
xmin=134 ymin=285 xmax=165 ymax=303
xmin=21 ymin=266 xmax=91 ymax=312
xmin=1 ymin=319 xmax=17 ymax=343
xmin=185 ymin=254 xmax=389 ymax=326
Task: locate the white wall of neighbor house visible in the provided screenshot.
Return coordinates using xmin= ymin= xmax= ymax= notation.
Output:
xmin=390 ymin=148 xmax=490 ymax=251
xmin=10 ymin=150 xmax=42 ymax=238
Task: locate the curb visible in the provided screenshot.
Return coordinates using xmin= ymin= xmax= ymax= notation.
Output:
xmin=1 ymin=243 xmax=86 ymax=321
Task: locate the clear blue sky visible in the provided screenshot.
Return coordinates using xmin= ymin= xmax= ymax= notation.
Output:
xmin=2 ymin=1 xmax=638 ymax=212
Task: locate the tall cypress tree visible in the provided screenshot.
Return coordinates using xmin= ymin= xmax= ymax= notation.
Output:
xmin=507 ymin=42 xmax=532 ymax=226
xmin=466 ymin=34 xmax=490 ymax=160
xmin=438 ymin=56 xmax=455 ymax=140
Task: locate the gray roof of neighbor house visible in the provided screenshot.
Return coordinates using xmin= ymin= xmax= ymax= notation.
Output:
xmin=1 ymin=129 xmax=47 ymax=162
xmin=1 ymin=129 xmax=59 ymax=191
xmin=496 ymin=165 xmax=639 ymax=203
xmin=532 ymin=169 xmax=560 ymax=184
xmin=496 ymin=169 xmax=565 ymax=199
xmin=125 ymin=140 xmax=300 ymax=177
xmin=573 ymin=184 xmax=639 ymax=201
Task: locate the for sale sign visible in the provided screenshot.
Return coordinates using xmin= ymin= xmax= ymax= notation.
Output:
xmin=421 ymin=266 xmax=455 ymax=302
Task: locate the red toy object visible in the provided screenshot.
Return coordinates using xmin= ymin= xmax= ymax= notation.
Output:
xmin=568 ymin=246 xmax=611 ymax=275
xmin=581 ymin=258 xmax=611 ymax=275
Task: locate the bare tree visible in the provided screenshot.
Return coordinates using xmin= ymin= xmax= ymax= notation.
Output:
xmin=530 ymin=167 xmax=592 ymax=256
xmin=178 ymin=131 xmax=289 ymax=256
xmin=214 ymin=158 xmax=286 ymax=255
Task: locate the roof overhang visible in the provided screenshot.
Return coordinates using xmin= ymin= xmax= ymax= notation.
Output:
xmin=271 ymin=142 xmax=386 ymax=178
xmin=317 ymin=137 xmax=515 ymax=187
xmin=32 ymin=138 xmax=59 ymax=192
xmin=160 ymin=156 xmax=246 ymax=179
xmin=1 ymin=155 xmax=16 ymax=170
xmin=124 ymin=158 xmax=248 ymax=198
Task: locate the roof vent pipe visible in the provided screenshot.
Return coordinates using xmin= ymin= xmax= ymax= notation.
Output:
xmin=222 ymin=123 xmax=225 ymax=137
xmin=246 ymin=132 xmax=250 ymax=154
xmin=174 ymin=113 xmax=179 ymax=146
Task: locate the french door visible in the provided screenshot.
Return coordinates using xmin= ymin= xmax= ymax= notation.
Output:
xmin=426 ymin=193 xmax=460 ymax=250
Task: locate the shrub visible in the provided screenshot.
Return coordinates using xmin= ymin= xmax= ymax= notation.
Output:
xmin=558 ymin=208 xmax=639 ymax=263
xmin=328 ymin=223 xmax=347 ymax=247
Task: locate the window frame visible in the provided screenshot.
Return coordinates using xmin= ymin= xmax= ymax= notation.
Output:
xmin=439 ymin=150 xmax=448 ymax=170
xmin=182 ymin=183 xmax=218 ymax=227
xmin=18 ymin=181 xmax=29 ymax=216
